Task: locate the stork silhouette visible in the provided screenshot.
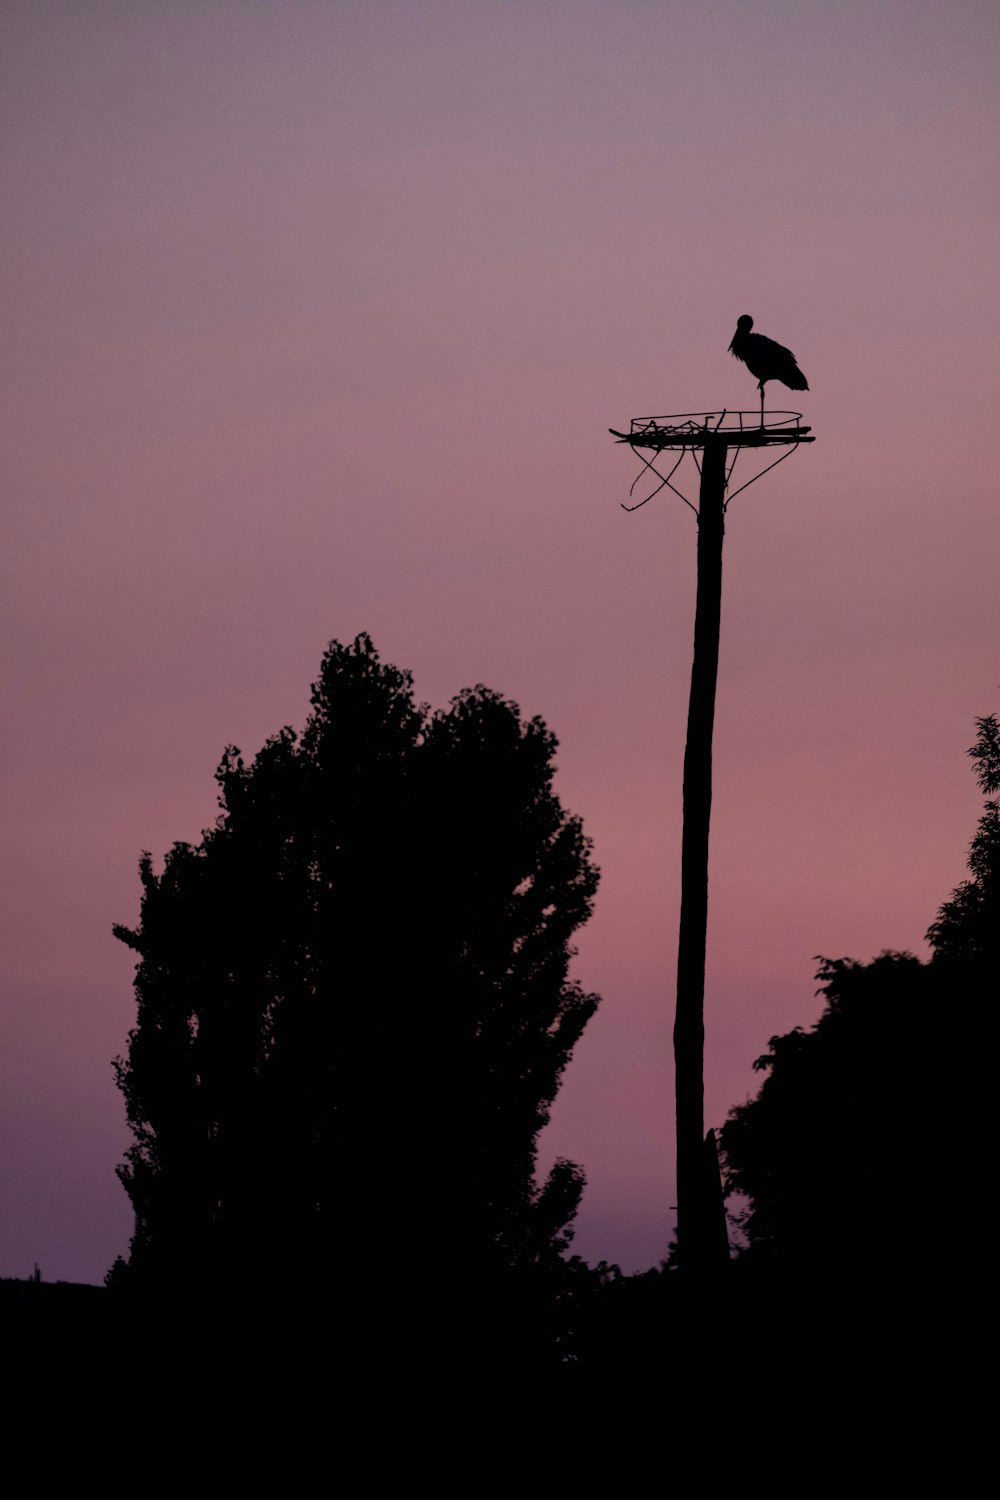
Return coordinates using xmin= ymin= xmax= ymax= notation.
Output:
xmin=728 ymin=315 xmax=808 ymax=425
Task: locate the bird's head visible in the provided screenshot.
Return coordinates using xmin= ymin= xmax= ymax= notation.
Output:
xmin=729 ymin=314 xmax=753 ymax=350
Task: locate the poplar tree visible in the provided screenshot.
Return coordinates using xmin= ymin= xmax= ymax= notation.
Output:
xmin=113 ymin=634 xmax=600 ymax=1355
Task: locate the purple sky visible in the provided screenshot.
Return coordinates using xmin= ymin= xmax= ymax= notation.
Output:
xmin=3 ymin=1 xmax=998 ymax=1283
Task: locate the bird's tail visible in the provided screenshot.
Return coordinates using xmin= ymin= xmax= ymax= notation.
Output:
xmin=784 ymin=369 xmax=809 ymax=391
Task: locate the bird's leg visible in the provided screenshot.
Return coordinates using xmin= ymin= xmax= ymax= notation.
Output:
xmin=759 ymin=382 xmax=765 ymax=427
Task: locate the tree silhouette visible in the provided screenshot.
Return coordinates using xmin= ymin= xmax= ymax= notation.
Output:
xmin=926 ymin=714 xmax=1000 ymax=980
xmin=113 ymin=634 xmax=599 ymax=1358
xmin=719 ymin=716 xmax=997 ymax=1279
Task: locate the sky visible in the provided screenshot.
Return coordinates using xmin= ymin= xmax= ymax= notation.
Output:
xmin=3 ymin=0 xmax=998 ymax=1283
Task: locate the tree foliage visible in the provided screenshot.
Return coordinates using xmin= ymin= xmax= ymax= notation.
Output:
xmin=720 ymin=715 xmax=998 ymax=1274
xmin=925 ymin=714 xmax=1000 ymax=976
xmin=113 ymin=634 xmax=600 ymax=1344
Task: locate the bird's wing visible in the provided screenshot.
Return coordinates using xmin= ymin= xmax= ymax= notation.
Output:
xmin=756 ymin=332 xmax=798 ymax=362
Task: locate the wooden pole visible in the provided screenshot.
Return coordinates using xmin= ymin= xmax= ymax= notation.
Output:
xmin=674 ymin=436 xmax=729 ymax=1273
xmin=611 ymin=413 xmax=814 ymax=1268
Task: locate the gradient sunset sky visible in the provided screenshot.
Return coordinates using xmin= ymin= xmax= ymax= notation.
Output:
xmin=3 ymin=0 xmax=998 ymax=1283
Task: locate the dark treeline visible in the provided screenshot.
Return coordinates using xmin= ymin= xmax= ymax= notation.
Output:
xmin=720 ymin=714 xmax=997 ymax=1289
xmin=109 ymin=634 xmax=601 ymax=1369
xmin=105 ymin=633 xmax=995 ymax=1378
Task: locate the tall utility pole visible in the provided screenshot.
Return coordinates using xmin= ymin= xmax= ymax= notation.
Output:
xmin=674 ymin=436 xmax=729 ymax=1273
xmin=611 ymin=411 xmax=814 ymax=1273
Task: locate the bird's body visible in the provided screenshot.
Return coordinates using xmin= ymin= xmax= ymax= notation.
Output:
xmin=728 ymin=315 xmax=808 ymax=422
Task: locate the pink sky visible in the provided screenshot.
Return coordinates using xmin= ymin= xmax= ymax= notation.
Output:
xmin=3 ymin=0 xmax=998 ymax=1282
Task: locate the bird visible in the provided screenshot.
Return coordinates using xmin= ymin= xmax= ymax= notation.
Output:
xmin=728 ymin=315 xmax=808 ymax=425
